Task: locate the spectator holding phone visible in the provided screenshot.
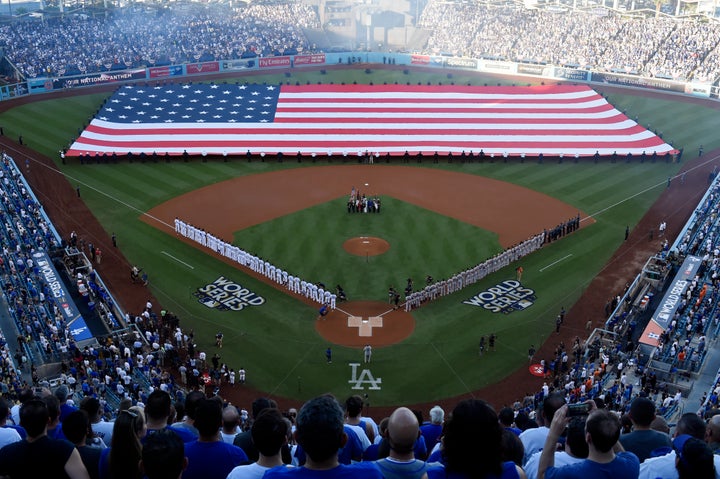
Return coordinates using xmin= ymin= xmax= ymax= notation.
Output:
xmin=537 ymin=401 xmax=639 ymax=479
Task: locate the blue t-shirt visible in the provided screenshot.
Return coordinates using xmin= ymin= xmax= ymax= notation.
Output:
xmin=427 ymin=461 xmax=519 ymax=479
xmin=545 ymin=452 xmax=640 ymax=479
xmin=264 ymin=462 xmax=383 ymax=479
xmin=182 ymin=440 xmax=249 ymax=479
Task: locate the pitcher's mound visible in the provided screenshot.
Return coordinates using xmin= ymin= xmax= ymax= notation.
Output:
xmin=343 ymin=236 xmax=390 ymax=256
xmin=316 ymin=300 xmax=415 ymax=347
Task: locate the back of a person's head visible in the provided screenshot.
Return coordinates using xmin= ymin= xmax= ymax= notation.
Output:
xmin=542 ymin=392 xmax=565 ymax=424
xmin=146 ymin=390 xmax=172 ymax=421
xmin=500 ymin=428 xmax=524 ymax=466
xmin=674 ymin=435 xmax=715 ymax=479
xmin=345 ymin=395 xmax=364 ymax=418
xmin=222 ymin=405 xmax=239 ymax=430
xmin=586 ymin=409 xmax=620 ymax=453
xmin=18 ymin=388 xmax=34 ymax=404
xmin=54 ymin=385 xmax=69 ymax=403
xmin=251 ymin=397 xmax=272 ymax=419
xmin=20 ymin=399 xmax=49 ymax=438
xmin=63 ymin=410 xmax=90 ymax=444
xmin=183 ymin=391 xmax=206 ymax=420
xmin=0 ymin=397 xmax=10 ymax=421
xmin=80 ymin=396 xmax=101 ymax=420
xmin=251 ymin=408 xmax=288 ymax=457
xmin=110 ymin=409 xmax=144 ymax=479
xmin=429 ymin=405 xmax=444 ymax=425
xmin=142 ymin=428 xmax=186 ymax=479
xmin=498 ymin=407 xmax=515 ymax=427
xmin=387 ymin=407 xmax=419 ymax=454
xmin=629 ymin=397 xmax=656 ymax=427
xmin=194 ymin=398 xmax=222 ymax=438
xmin=676 ymin=412 xmax=707 ymax=440
xmin=296 ymin=395 xmax=345 ymax=463
xmin=514 ymin=411 xmax=532 ymax=431
xmin=443 ymin=399 xmax=502 ymax=478
xmin=650 ymin=416 xmax=670 ymax=434
xmin=42 ymin=395 xmax=60 ymax=421
xmin=566 ymin=417 xmax=589 ymax=458
xmin=118 ymin=397 xmax=133 ymax=413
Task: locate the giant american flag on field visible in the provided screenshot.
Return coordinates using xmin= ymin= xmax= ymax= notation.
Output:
xmin=66 ymin=83 xmax=675 ymax=157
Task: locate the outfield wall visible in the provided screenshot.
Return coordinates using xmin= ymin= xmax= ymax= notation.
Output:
xmin=6 ymin=52 xmax=715 ymax=101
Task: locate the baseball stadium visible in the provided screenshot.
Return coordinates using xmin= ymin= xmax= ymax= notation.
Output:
xmin=0 ymin=0 xmax=719 ymax=477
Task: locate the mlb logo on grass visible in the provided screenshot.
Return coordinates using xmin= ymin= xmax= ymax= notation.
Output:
xmin=463 ymin=280 xmax=536 ymax=314
xmin=194 ymin=276 xmax=265 ymax=311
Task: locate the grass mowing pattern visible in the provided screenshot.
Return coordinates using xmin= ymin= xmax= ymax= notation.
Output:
xmin=0 ymin=69 xmax=716 ymax=404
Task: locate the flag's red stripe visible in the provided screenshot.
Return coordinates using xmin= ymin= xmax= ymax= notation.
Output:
xmin=275 ymin=96 xmax=603 ymax=105
xmin=69 ymin=137 xmax=668 ymax=150
xmin=273 ymin=105 xmax=615 ymax=115
xmin=277 ymin=84 xmax=593 ymax=94
xmin=79 ymin=124 xmax=648 ymax=137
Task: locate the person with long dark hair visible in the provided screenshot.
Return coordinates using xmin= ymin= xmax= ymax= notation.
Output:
xmin=427 ymin=399 xmax=526 ymax=479
xmin=100 ymin=407 xmax=146 ymax=479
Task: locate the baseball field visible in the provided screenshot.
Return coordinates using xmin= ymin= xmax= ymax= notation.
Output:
xmin=2 ymin=66 xmax=719 ymax=408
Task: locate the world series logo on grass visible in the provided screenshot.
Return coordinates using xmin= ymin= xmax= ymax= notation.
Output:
xmin=194 ymin=276 xmax=265 ymax=311
xmin=463 ymin=280 xmax=535 ymax=313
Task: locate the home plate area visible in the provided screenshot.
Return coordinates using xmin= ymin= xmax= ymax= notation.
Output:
xmin=315 ymin=300 xmax=415 ymax=347
xmin=348 ymin=315 xmax=383 ymax=336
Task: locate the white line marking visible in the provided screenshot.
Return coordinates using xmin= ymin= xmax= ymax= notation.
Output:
xmin=540 ymin=254 xmax=572 ymax=272
xmin=161 ymin=251 xmax=195 ymax=269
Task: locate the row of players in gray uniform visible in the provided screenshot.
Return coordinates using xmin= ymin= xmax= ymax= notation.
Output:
xmin=174 ymin=218 xmax=337 ymax=308
xmin=404 ymin=231 xmax=547 ymax=311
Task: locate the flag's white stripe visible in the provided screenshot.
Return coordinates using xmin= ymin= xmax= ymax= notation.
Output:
xmin=76 ymin=130 xmax=659 ymax=143
xmin=88 ymin=118 xmax=638 ymax=131
xmin=276 ymin=99 xmax=610 ymax=110
xmin=277 ymin=90 xmax=601 ymax=101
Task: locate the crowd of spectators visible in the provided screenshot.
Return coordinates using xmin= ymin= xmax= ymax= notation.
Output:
xmin=419 ymin=1 xmax=720 ymax=82
xmin=1 ymin=1 xmax=720 ymax=85
xmin=0 ymin=2 xmax=321 ymax=79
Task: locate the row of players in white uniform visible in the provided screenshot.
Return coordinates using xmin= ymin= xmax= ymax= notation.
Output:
xmin=174 ymin=218 xmax=337 ymax=308
xmin=404 ymin=232 xmax=547 ymax=311
xmin=174 ymin=217 xmax=547 ymax=312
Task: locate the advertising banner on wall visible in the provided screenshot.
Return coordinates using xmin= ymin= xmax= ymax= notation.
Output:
xmin=259 ymin=56 xmax=291 ymax=68
xmin=221 ymin=59 xmax=256 ymax=71
xmin=411 ymin=54 xmax=431 ymax=65
xmin=52 ymin=69 xmax=146 ymax=90
xmin=294 ymin=54 xmax=326 ymax=66
xmin=552 ymin=67 xmax=591 ymax=82
xmin=479 ymin=59 xmax=518 ymax=74
xmin=591 ymin=71 xmax=687 ymax=93
xmin=186 ymin=61 xmax=220 ymax=75
xmin=149 ymin=65 xmax=183 ymax=78
xmin=445 ymin=57 xmax=478 ymax=69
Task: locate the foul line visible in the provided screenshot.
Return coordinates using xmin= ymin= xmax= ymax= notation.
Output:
xmin=269 ymin=346 xmax=313 ymax=396
xmin=161 ymin=251 xmax=195 ymax=269
xmin=335 ymin=305 xmax=397 ymax=318
xmin=540 ymin=254 xmax=572 ymax=272
xmin=431 ymin=342 xmax=475 ymax=398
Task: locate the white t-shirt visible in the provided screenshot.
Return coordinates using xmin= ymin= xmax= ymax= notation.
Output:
xmin=0 ymin=427 xmax=21 ymax=450
xmin=227 ymin=463 xmax=292 ymax=479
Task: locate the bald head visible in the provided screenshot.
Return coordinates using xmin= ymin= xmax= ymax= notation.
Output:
xmin=388 ymin=407 xmax=420 ymax=457
xmin=706 ymin=414 xmax=720 ymax=445
xmin=222 ymin=406 xmax=240 ymax=433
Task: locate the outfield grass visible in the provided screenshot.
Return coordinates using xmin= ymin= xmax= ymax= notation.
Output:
xmin=0 ymin=68 xmax=716 ymax=405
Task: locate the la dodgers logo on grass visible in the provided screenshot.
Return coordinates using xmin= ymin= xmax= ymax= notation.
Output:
xmin=348 ymin=363 xmax=382 ymax=390
xmin=194 ymin=276 xmax=265 ymax=311
xmin=463 ymin=280 xmax=536 ymax=313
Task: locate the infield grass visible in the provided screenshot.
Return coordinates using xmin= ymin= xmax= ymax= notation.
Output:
xmin=1 ymin=68 xmax=716 ymax=406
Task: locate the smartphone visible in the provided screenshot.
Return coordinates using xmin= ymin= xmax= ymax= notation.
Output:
xmin=567 ymin=403 xmax=590 ymax=417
